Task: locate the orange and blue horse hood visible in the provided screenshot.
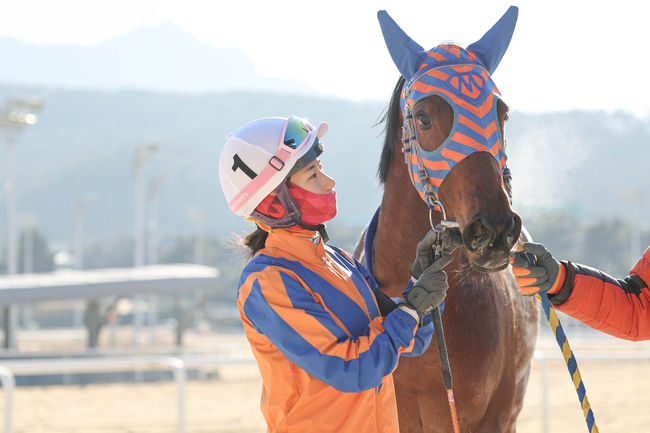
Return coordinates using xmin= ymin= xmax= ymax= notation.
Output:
xmin=377 ymin=7 xmax=518 ymax=205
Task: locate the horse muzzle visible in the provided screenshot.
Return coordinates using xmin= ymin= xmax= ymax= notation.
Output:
xmin=461 ymin=211 xmax=521 ymax=272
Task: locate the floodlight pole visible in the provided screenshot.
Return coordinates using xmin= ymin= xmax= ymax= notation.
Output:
xmin=1 ymin=96 xmax=42 ymax=350
xmin=2 ymin=99 xmax=41 ymax=275
xmin=5 ymin=135 xmax=16 ymax=276
xmin=73 ymin=194 xmax=95 ymax=270
xmin=21 ymin=214 xmax=37 ymax=274
xmin=133 ymin=142 xmax=158 ymax=267
xmin=146 ymin=175 xmax=165 ymax=266
xmin=2 ymin=136 xmax=18 ymax=349
xmin=132 ymin=142 xmax=158 ymax=349
xmin=145 ymin=175 xmax=165 ymax=344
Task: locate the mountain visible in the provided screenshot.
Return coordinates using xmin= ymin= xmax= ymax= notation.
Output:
xmin=0 ymin=84 xmax=648 ymax=246
xmin=0 ymin=23 xmax=312 ymax=94
xmin=0 ymin=85 xmax=386 ymax=242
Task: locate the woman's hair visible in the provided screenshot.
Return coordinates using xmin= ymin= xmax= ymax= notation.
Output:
xmin=242 ymin=227 xmax=268 ymax=259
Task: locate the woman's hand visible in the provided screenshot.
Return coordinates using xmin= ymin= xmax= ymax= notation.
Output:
xmin=404 ymin=254 xmax=454 ymax=321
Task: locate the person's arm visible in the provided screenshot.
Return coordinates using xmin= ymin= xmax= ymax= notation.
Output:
xmin=551 ymin=246 xmax=650 ymax=341
xmin=355 ymin=262 xmax=434 ymax=357
xmin=238 ymin=268 xmax=421 ymax=393
xmin=513 ymin=244 xmax=650 ymax=341
xmin=400 ymin=278 xmax=434 ymax=357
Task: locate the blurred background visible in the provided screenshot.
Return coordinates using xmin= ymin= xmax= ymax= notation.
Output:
xmin=0 ymin=1 xmax=648 ymax=432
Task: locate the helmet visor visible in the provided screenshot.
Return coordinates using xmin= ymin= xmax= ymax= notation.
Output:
xmin=282 ymin=116 xmax=314 ymax=150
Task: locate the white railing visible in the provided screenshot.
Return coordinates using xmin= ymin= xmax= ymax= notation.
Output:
xmin=0 ymin=367 xmax=15 ymax=433
xmin=6 ymin=351 xmax=646 ymax=433
xmin=0 ymin=355 xmax=254 ymax=433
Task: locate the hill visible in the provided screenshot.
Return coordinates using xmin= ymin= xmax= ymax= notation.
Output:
xmin=0 ymin=84 xmax=648 ymax=246
xmin=0 ymin=23 xmax=311 ymax=95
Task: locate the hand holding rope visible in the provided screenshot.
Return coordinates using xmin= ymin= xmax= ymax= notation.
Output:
xmin=516 ymin=242 xmax=599 ymax=433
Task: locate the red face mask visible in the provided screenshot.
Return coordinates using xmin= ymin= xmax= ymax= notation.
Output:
xmin=255 ymin=181 xmax=337 ymax=227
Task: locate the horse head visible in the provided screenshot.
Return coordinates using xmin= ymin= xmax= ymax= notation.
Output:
xmin=378 ymin=6 xmax=521 ymax=272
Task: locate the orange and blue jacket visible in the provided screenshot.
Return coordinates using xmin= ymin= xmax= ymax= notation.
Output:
xmin=237 ymin=229 xmax=433 ymax=433
xmin=550 ymin=246 xmax=650 ymax=341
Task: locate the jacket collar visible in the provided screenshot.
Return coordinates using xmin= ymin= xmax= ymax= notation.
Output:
xmin=264 ymin=229 xmax=326 ymax=263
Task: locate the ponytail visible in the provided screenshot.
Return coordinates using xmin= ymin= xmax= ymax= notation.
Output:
xmin=242 ymin=227 xmax=268 ymax=260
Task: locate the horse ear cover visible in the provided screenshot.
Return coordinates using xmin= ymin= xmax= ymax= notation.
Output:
xmin=376 ymin=10 xmax=426 ymax=80
xmin=377 ymin=6 xmax=519 ymax=78
xmin=467 ymin=6 xmax=518 ymax=75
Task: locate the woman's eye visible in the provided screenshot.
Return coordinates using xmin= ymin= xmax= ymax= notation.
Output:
xmin=415 ymin=111 xmax=433 ymax=129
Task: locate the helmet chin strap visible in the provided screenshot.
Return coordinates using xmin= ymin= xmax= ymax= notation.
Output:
xmin=250 ymin=181 xmax=330 ymax=243
xmin=289 ymin=214 xmax=329 ymax=243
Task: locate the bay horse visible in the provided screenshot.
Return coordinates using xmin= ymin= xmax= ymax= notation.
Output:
xmin=357 ymin=7 xmax=540 ymax=432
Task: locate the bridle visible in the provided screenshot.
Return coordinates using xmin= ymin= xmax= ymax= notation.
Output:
xmin=399 ymin=65 xmax=515 ymax=433
xmin=399 ymin=68 xmax=514 ymax=235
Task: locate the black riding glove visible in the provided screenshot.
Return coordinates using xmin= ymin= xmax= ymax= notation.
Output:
xmin=404 ymin=254 xmax=454 ymax=322
xmin=410 ymin=229 xmax=462 ymax=279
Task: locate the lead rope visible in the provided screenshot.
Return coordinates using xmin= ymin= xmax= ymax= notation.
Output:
xmin=517 ymin=244 xmax=599 ymax=433
xmin=429 ymin=203 xmax=461 ymax=433
xmin=506 ymin=160 xmax=598 ymax=432
xmin=537 ymin=293 xmax=599 ymax=433
xmin=404 ymin=92 xmax=462 ymax=431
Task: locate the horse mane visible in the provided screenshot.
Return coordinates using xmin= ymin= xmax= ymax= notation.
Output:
xmin=378 ymin=76 xmax=405 ymax=184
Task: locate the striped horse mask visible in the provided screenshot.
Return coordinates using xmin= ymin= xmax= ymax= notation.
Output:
xmin=377 ymin=6 xmax=518 ymax=209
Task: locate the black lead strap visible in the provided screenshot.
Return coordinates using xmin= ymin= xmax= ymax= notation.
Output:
xmin=431 ymin=227 xmax=461 ymax=433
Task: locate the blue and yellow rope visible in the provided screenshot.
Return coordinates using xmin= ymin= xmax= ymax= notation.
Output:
xmin=537 ymin=292 xmax=599 ymax=433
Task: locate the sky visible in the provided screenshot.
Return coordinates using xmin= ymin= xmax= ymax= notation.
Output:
xmin=1 ymin=0 xmax=649 ymax=117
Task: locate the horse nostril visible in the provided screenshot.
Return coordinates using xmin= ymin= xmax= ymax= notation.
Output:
xmin=462 ymin=216 xmax=497 ymax=253
xmin=503 ymin=213 xmax=522 ymax=249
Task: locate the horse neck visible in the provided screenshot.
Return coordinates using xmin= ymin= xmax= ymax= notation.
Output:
xmin=373 ymin=139 xmax=433 ymax=297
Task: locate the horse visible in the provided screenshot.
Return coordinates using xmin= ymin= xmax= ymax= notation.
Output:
xmin=356 ymin=8 xmax=540 ymax=432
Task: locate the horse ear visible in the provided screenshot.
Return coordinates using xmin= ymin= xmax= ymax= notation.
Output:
xmin=377 ymin=10 xmax=427 ymax=81
xmin=467 ymin=6 xmax=519 ymax=75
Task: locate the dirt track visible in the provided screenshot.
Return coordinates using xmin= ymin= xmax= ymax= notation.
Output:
xmin=3 ymin=333 xmax=650 ymax=432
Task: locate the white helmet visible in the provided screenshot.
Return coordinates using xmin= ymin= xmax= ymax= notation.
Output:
xmin=219 ymin=115 xmax=328 ymax=217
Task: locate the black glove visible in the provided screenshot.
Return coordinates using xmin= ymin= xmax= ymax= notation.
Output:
xmin=404 ymin=254 xmax=454 ymax=321
xmin=511 ymin=242 xmax=564 ymax=296
xmin=410 ymin=229 xmax=462 ymax=279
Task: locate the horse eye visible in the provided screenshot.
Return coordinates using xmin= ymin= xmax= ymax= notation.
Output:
xmin=415 ymin=111 xmax=433 ymax=129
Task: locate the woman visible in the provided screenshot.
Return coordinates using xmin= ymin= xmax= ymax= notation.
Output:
xmin=512 ymin=242 xmax=650 ymax=341
xmin=218 ymin=115 xmax=454 ymax=432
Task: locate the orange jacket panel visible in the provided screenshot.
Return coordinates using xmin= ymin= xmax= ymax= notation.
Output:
xmin=238 ymin=230 xmax=433 ymax=432
xmin=551 ymin=246 xmax=650 ymax=340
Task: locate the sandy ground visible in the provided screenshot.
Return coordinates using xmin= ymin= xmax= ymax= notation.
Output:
xmin=3 ymin=332 xmax=650 ymax=433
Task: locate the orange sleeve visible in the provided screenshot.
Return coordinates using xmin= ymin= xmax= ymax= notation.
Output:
xmin=553 ymin=246 xmax=650 ymax=341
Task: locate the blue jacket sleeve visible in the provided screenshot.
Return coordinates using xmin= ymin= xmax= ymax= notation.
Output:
xmin=354 ymin=257 xmax=434 ymax=357
xmin=403 ymin=310 xmax=434 ymax=357
xmin=241 ymin=270 xmax=420 ymax=393
xmin=399 ymin=279 xmax=436 ymax=357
